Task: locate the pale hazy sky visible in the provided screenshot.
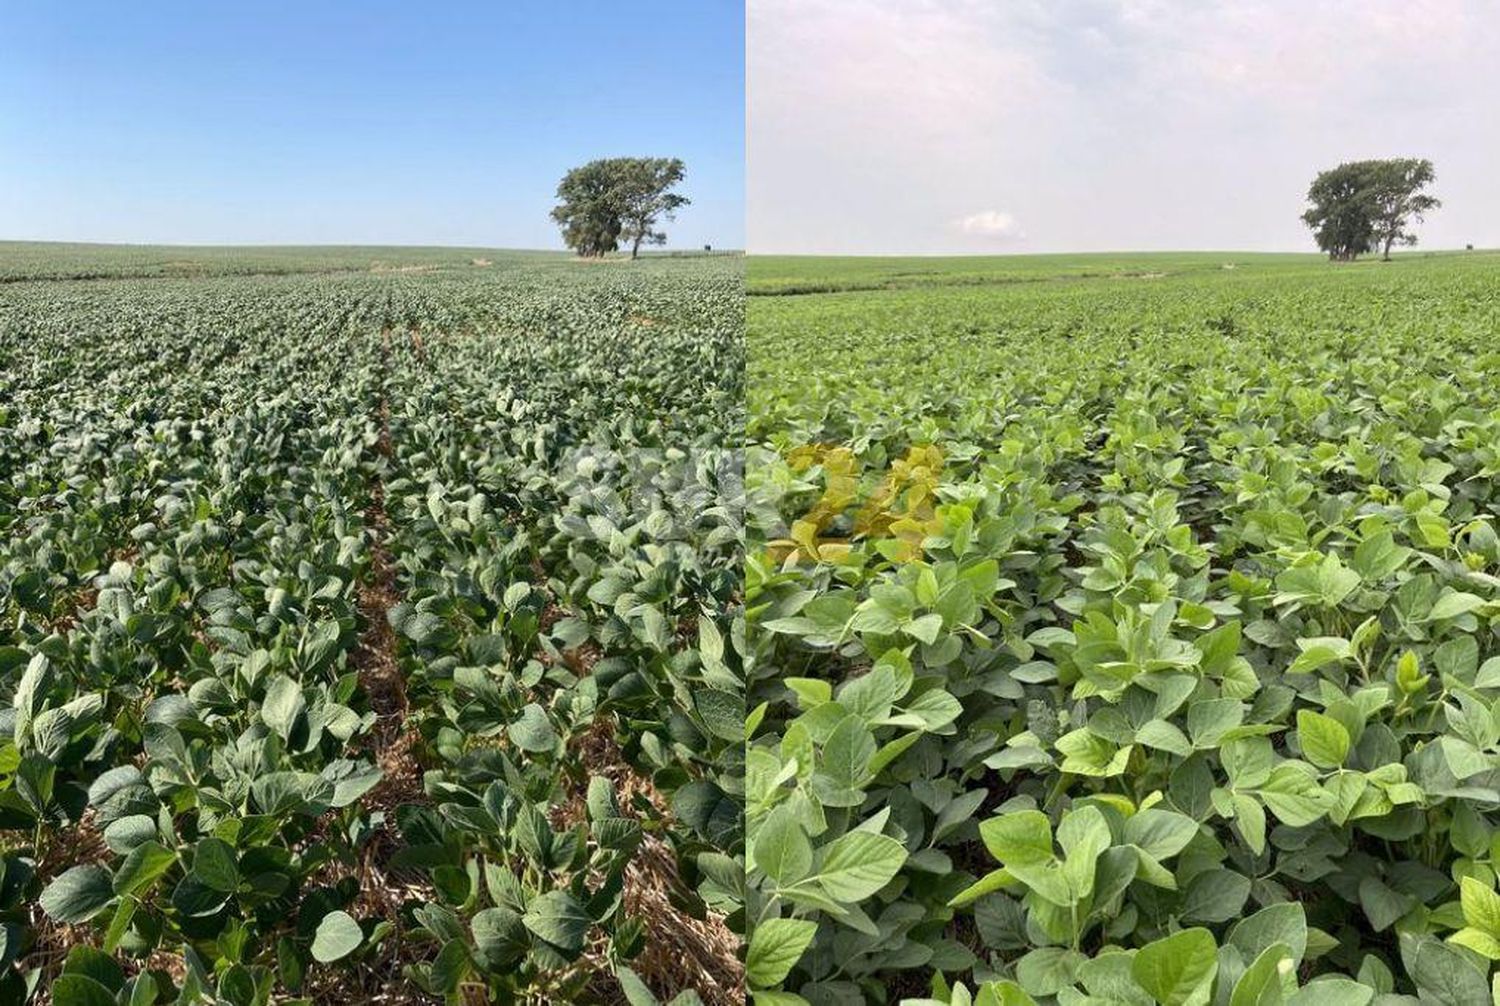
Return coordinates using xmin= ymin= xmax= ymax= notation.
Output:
xmin=749 ymin=0 xmax=1500 ymax=254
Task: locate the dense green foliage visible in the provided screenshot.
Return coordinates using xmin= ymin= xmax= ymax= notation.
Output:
xmin=746 ymin=252 xmax=1500 ymax=1005
xmin=0 ymin=243 xmax=529 ymax=283
xmin=0 ymin=251 xmax=743 ymax=1003
xmin=1302 ymin=160 xmax=1441 ymax=262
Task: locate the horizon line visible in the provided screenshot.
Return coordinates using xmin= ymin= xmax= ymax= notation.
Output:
xmin=743 ymin=246 xmax=1494 ymax=259
xmin=0 ymin=238 xmax=745 ymax=254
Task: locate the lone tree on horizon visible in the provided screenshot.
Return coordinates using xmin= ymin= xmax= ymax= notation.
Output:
xmin=1302 ymin=158 xmax=1440 ymax=262
xmin=551 ymin=157 xmax=690 ymax=259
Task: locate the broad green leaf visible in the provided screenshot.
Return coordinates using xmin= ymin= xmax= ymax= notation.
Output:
xmin=51 ymin=976 xmax=117 ymax=1006
xmin=40 ymin=865 xmax=115 ymax=924
xmin=1429 ymin=590 xmax=1485 ymax=621
xmin=1014 ymin=947 xmax=1084 ymax=997
xmin=1131 ymin=928 xmax=1218 ymax=1006
xmin=1228 ymin=942 xmax=1290 ymax=1006
xmin=1137 ymin=719 xmax=1192 ymax=756
xmin=1255 ymin=763 xmax=1334 ymax=826
xmin=1295 ymin=709 xmax=1349 ymax=769
xmin=522 ymin=890 xmax=590 ymax=953
xmin=694 ymin=688 xmax=745 ymax=742
xmin=1182 ymin=868 xmax=1252 ymax=923
xmin=471 ymin=906 xmax=529 ymax=971
xmin=111 ymin=841 xmax=176 ymax=897
xmin=192 ymin=837 xmax=239 ymax=893
xmin=1285 ymin=978 xmax=1372 ymax=1006
xmin=1055 ymin=729 xmax=1131 ymax=777
xmin=1403 ymin=934 xmax=1490 ymax=1006
xmin=975 ymin=982 xmax=1037 ymax=1006
xmin=754 ymin=807 xmax=813 ymax=887
xmin=508 ymin=703 xmax=558 ymax=753
xmin=1460 ymin=876 xmax=1500 ymax=938
xmin=979 ymin=811 xmax=1053 ymax=865
xmin=1229 ymin=903 xmax=1308 ymax=964
xmin=1058 ymin=805 xmax=1112 ymax=899
xmin=1231 ymin=792 xmax=1267 ymax=855
xmin=809 ymin=831 xmax=905 ymax=901
xmin=1122 ymin=809 xmax=1198 ymax=860
xmin=1357 ymin=876 xmax=1415 ymax=932
xmin=1449 ymin=927 xmax=1500 ymax=959
xmin=746 ymin=918 xmax=817 ymax=989
xmin=311 ymin=910 xmax=363 ymax=963
xmin=260 ymin=674 xmax=305 ymax=741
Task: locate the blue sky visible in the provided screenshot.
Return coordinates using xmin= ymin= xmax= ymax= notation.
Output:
xmin=752 ymin=0 xmax=1499 ymax=254
xmin=0 ymin=2 xmax=744 ymax=249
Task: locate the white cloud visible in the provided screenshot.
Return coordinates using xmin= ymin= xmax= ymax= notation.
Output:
xmin=955 ymin=210 xmax=1025 ymax=240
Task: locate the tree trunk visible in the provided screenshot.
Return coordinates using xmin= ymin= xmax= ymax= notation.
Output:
xmin=631 ymin=234 xmax=642 ymax=259
xmin=1382 ymin=236 xmax=1394 ymax=261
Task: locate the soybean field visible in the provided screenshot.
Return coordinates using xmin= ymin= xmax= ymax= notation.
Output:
xmin=0 ymin=246 xmax=744 ymax=1005
xmin=746 ymin=252 xmax=1500 ymax=1004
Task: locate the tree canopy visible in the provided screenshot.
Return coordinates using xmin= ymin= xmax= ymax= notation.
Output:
xmin=1301 ymin=158 xmax=1440 ymax=262
xmin=550 ymin=160 xmax=624 ymax=258
xmin=551 ymin=157 xmax=690 ymax=259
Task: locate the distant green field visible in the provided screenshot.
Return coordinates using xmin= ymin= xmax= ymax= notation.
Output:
xmin=0 ymin=240 xmax=736 ymax=283
xmin=748 ymin=247 xmax=1498 ymax=295
xmin=745 ymin=248 xmax=1500 ymax=1003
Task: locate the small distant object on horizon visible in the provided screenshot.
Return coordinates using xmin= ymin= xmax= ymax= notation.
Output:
xmin=1469 ymin=243 xmax=1475 ymax=251
xmin=705 ymin=244 xmax=712 ymax=252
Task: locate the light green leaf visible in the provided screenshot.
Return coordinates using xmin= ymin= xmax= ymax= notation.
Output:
xmin=1136 ymin=719 xmax=1192 ymax=757
xmin=1296 ymin=709 xmax=1350 ymax=769
xmin=1449 ymin=927 xmax=1500 ymax=960
xmin=1460 ymin=876 xmax=1500 ymax=938
xmin=1255 ymin=763 xmax=1334 ymax=826
xmin=311 ymin=910 xmax=363 ymax=963
xmin=754 ymin=807 xmax=813 ymax=887
xmin=809 ymin=830 xmax=906 ymax=901
xmin=1229 ymin=903 xmax=1308 ymax=964
xmin=1228 ymin=942 xmax=1290 ymax=1006
xmin=1429 ymin=590 xmax=1485 ymax=621
xmin=746 ymin=918 xmax=817 ymax=989
xmin=979 ymin=811 xmax=1053 ymax=865
xmin=1122 ymin=809 xmax=1198 ymax=860
xmin=259 ymin=674 xmax=304 ymax=741
xmin=1015 ymin=947 xmax=1085 ymax=997
xmin=1285 ymin=978 xmax=1372 ymax=1006
xmin=1131 ymin=927 xmax=1218 ymax=1006
xmin=1055 ymin=729 xmax=1131 ymax=777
